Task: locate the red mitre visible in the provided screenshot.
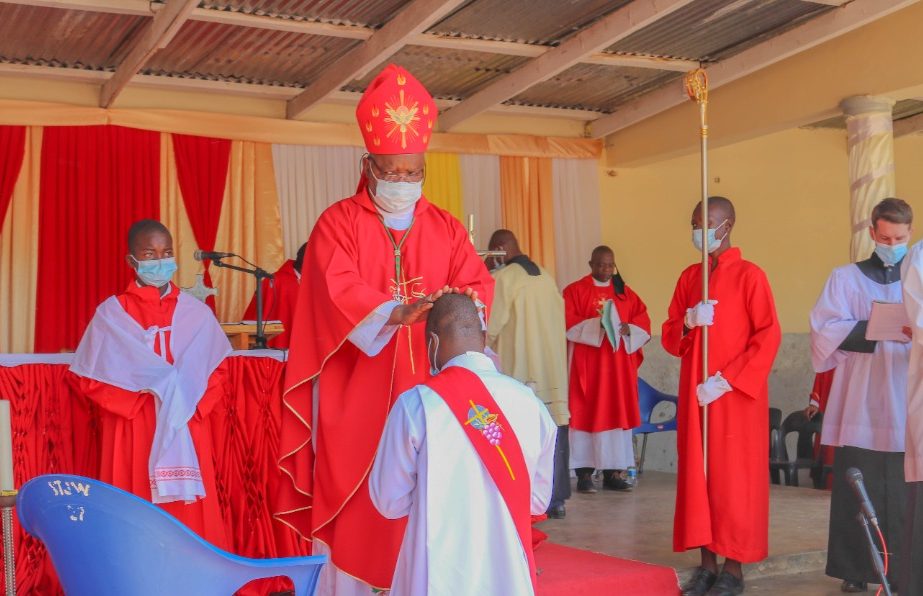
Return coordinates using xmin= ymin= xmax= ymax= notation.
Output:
xmin=356 ymin=64 xmax=436 ymax=155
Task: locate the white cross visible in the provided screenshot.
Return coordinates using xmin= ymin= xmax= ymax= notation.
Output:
xmin=181 ymin=273 xmax=218 ymax=303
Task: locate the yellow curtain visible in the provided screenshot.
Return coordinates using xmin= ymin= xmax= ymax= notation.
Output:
xmin=422 ymin=152 xmax=464 ymax=221
xmin=500 ymin=156 xmax=556 ymax=276
xmin=159 ymin=133 xmax=201 ymax=291
xmin=211 ymin=141 xmax=285 ymax=323
xmin=0 ymin=127 xmax=40 ymax=352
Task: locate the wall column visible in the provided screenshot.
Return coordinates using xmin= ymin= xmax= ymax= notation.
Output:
xmin=840 ymin=95 xmax=895 ymax=262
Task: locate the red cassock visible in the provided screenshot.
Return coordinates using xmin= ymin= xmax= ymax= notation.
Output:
xmin=661 ymin=248 xmax=780 ymax=563
xmin=564 ymin=275 xmax=650 ymax=432
xmin=243 ymin=259 xmax=300 ymax=349
xmin=277 ymin=189 xmax=494 ymax=589
xmin=74 ymin=282 xmax=229 ymax=549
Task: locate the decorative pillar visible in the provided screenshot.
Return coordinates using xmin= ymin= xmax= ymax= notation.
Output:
xmin=840 ymin=95 xmax=896 ymax=262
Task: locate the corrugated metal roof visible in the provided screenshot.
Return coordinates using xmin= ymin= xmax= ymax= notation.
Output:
xmin=509 ymin=63 xmax=680 ymax=113
xmin=198 ymin=0 xmax=414 ymax=28
xmin=428 ymin=0 xmax=633 ymax=46
xmin=607 ymin=0 xmax=831 ymax=62
xmin=0 ymin=4 xmax=145 ymax=71
xmin=145 ymin=20 xmax=359 ymax=85
xmin=345 ymin=45 xmax=529 ymax=101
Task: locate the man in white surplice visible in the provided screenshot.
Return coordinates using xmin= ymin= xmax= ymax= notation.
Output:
xmin=369 ymin=293 xmax=557 ymax=596
xmin=810 ymin=198 xmax=913 ymax=592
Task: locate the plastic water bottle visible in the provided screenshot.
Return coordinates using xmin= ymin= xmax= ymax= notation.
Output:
xmin=627 ymin=466 xmax=638 ymax=487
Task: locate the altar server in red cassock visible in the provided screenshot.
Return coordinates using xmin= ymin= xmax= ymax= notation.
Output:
xmin=564 ymin=245 xmax=650 ymax=493
xmin=277 ymin=64 xmax=494 ymax=596
xmin=242 ymin=242 xmax=306 ymax=348
xmin=662 ymin=197 xmax=780 ymax=596
xmin=70 ymin=219 xmax=231 ymax=548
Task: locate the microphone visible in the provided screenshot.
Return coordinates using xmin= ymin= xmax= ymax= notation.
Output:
xmin=846 ymin=467 xmax=879 ymax=527
xmin=194 ymin=250 xmax=235 ymax=261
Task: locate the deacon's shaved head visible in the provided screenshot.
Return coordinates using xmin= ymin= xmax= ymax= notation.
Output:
xmin=693 ymin=196 xmax=736 ymax=223
xmin=489 ymin=229 xmax=519 ymax=251
xmin=425 ymin=293 xmax=484 ymax=341
xmin=127 ymin=219 xmax=171 ymax=252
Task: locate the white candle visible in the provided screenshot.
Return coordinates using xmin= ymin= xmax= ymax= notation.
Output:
xmin=0 ymin=401 xmax=13 ymax=491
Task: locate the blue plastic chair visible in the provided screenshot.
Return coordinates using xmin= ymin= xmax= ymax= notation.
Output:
xmin=17 ymin=474 xmax=326 ymax=596
xmin=633 ymin=378 xmax=678 ymax=474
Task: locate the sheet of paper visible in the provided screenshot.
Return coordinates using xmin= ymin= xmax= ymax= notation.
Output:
xmin=865 ymin=301 xmax=911 ymax=341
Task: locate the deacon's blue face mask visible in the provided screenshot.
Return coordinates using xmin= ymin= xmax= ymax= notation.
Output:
xmin=692 ymin=219 xmax=729 ymax=254
xmin=875 ymin=242 xmax=908 ymax=267
xmin=130 ymin=255 xmax=177 ymax=287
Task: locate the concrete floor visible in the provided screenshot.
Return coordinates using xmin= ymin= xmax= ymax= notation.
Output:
xmin=537 ymin=471 xmax=861 ymax=595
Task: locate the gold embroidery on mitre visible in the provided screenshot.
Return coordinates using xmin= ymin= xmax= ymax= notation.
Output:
xmin=397 ymin=73 xmax=407 ymax=86
xmin=365 ymin=121 xmax=373 ymax=132
xmin=427 ymin=120 xmax=433 ymax=130
xmin=373 ymin=136 xmax=381 ymax=147
xmin=384 ymin=88 xmax=421 ymax=150
xmin=422 ymin=104 xmax=430 ymax=116
xmin=371 ymin=105 xmax=380 ymax=118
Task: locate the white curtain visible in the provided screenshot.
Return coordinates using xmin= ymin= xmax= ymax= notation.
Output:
xmin=459 ymin=154 xmax=502 ymax=250
xmin=272 ymin=144 xmax=364 ymax=258
xmin=552 ymin=158 xmax=602 ymax=289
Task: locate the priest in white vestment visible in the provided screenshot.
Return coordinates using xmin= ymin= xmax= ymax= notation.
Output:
xmin=810 ymin=198 xmax=912 ymax=592
xmin=369 ymin=293 xmax=556 ymax=596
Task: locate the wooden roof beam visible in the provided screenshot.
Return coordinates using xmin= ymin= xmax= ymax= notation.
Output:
xmin=285 ymin=0 xmax=467 ymax=119
xmin=588 ymin=0 xmax=921 ymax=138
xmin=436 ymin=0 xmax=697 ymax=131
xmin=98 ymin=0 xmax=198 ymax=107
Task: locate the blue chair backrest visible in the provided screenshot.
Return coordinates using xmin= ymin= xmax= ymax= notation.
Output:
xmin=17 ymin=474 xmax=326 ymax=596
xmin=634 ymin=378 xmax=678 ymax=435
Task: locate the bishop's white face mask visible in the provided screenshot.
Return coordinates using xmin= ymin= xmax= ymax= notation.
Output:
xmin=368 ymin=168 xmax=423 ymax=213
xmin=427 ymin=332 xmax=441 ymax=376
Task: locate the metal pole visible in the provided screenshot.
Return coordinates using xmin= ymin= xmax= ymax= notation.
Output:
xmin=685 ymin=69 xmax=710 ymax=476
xmin=0 ymin=491 xmax=17 ymax=596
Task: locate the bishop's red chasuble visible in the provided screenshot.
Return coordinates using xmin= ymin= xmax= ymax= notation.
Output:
xmin=278 ymin=189 xmax=494 ymax=589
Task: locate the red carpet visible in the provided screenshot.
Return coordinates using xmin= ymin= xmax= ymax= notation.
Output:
xmin=535 ymin=542 xmax=679 ymax=595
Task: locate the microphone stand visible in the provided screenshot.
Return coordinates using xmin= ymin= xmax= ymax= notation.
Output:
xmin=856 ymin=512 xmax=892 ymax=595
xmin=210 ymin=258 xmax=274 ymax=349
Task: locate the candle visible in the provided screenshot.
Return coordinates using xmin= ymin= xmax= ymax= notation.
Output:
xmin=467 ymin=214 xmax=475 ymax=245
xmin=0 ymin=401 xmax=13 ymax=491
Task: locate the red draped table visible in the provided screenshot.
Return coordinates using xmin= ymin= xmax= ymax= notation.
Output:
xmin=0 ymin=351 xmax=306 ymax=594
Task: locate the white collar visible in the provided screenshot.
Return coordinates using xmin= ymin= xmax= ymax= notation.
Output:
xmin=592 ymin=277 xmax=610 ymax=287
xmin=442 ymin=351 xmax=497 ymax=373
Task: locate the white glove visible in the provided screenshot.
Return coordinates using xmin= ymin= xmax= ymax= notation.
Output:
xmin=685 ymin=300 xmax=718 ymax=328
xmin=696 ymin=372 xmax=732 ymax=407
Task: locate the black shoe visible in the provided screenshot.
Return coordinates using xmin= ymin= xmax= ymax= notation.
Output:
xmin=706 ymin=571 xmax=744 ymax=596
xmin=602 ymin=475 xmax=633 ymax=491
xmin=840 ymin=580 xmax=867 ymax=593
xmin=576 ymin=476 xmax=597 ymax=493
xmin=681 ymin=567 xmax=718 ymax=596
xmin=546 ymin=504 xmax=566 ymax=519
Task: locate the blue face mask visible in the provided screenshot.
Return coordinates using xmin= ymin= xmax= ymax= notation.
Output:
xmin=875 ymin=242 xmax=908 ymax=266
xmin=692 ymin=219 xmax=729 ymax=254
xmin=130 ymin=255 xmax=177 ymax=287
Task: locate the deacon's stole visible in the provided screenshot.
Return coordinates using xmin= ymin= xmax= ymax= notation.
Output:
xmin=425 ymin=366 xmax=537 ymax=589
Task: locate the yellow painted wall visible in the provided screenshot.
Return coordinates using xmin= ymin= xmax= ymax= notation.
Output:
xmin=600 ymin=127 xmax=923 ymax=334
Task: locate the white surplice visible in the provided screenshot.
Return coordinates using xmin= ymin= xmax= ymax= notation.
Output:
xmin=810 ymin=261 xmax=909 ymax=452
xmin=368 ymin=351 xmax=557 ymax=596
xmin=903 ymin=242 xmax=923 ymax=480
xmin=70 ymin=292 xmax=231 ymax=502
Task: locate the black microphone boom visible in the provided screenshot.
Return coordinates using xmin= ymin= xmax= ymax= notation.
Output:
xmin=193 ymin=250 xmax=235 ymax=261
xmin=846 ymin=467 xmax=879 ymax=527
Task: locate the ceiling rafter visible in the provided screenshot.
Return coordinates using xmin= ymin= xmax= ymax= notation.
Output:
xmin=436 ymin=0 xmax=697 ymax=131
xmin=98 ymin=0 xmax=198 ymax=107
xmin=587 ymin=0 xmax=920 ymax=138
